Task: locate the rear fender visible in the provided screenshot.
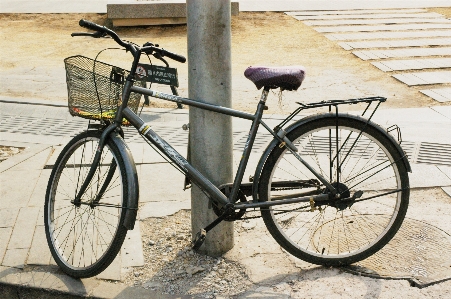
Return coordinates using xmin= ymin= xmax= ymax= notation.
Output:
xmin=252 ymin=113 xmax=411 ymax=202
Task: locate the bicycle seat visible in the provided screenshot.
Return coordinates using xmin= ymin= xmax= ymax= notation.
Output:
xmin=244 ymin=66 xmax=306 ymax=91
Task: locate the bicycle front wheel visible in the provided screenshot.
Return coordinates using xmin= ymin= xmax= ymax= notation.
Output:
xmin=258 ymin=114 xmax=410 ymax=266
xmin=45 ymin=130 xmax=129 ymax=278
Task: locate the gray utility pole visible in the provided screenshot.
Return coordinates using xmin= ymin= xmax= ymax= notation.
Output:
xmin=187 ymin=0 xmax=234 ymax=256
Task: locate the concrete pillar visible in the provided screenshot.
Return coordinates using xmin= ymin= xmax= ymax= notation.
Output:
xmin=187 ymin=0 xmax=234 ymax=255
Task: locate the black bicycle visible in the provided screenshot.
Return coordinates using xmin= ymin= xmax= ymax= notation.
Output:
xmin=44 ymin=20 xmax=410 ymax=278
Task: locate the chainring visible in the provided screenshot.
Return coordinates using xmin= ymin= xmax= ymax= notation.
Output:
xmin=212 ymin=187 xmax=247 ymax=221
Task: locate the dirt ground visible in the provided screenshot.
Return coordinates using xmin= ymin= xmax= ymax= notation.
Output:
xmin=1 ymin=10 xmax=450 ymax=114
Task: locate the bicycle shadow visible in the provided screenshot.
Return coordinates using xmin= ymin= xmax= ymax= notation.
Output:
xmin=233 ymin=258 xmax=383 ymax=299
xmin=0 ymin=264 xmax=89 ymax=296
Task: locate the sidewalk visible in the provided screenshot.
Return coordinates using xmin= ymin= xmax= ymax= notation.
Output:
xmin=1 ymin=97 xmax=451 ymax=298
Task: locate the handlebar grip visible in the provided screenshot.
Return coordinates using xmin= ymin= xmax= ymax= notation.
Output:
xmin=162 ymin=49 xmax=186 ymax=63
xmin=79 ymin=19 xmax=106 ymax=33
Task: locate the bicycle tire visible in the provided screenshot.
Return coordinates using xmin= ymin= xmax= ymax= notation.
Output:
xmin=45 ymin=130 xmax=129 ymax=278
xmin=258 ymin=114 xmax=410 ymax=266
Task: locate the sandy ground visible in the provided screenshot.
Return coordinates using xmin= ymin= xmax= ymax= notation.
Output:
xmin=1 ymin=11 xmax=450 ymax=114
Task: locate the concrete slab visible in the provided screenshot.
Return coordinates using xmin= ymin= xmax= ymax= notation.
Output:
xmin=432 ymin=106 xmax=451 ymax=120
xmin=7 ymin=207 xmax=40 ymax=250
xmin=393 ymin=71 xmax=451 ymax=86
xmin=305 ymin=18 xmax=451 ymax=26
xmin=420 ymin=88 xmax=451 ymax=103
xmin=27 ymin=225 xmax=52 ymax=266
xmin=372 ymin=58 xmax=451 ymax=72
xmin=340 ymin=38 xmax=451 ymax=50
xmin=121 ymin=222 xmax=144 ymax=268
xmin=139 ymin=200 xmax=190 ymax=219
xmin=1 ymin=249 xmax=28 ymax=269
xmin=0 ymin=209 xmax=19 ymax=228
xmin=326 ymin=30 xmax=451 ymax=41
xmin=353 ymin=47 xmax=451 ymax=60
xmin=0 ymin=227 xmax=13 ymax=264
xmin=315 ymin=23 xmax=451 ymax=33
xmin=285 ymin=9 xmax=428 ymax=16
xmin=409 ymin=164 xmax=451 ymax=188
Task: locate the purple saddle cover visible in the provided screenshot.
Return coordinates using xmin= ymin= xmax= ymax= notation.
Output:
xmin=244 ymin=66 xmax=306 ymax=91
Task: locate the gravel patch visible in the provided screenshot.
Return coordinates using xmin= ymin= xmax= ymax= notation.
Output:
xmin=0 ymin=145 xmax=25 ymax=162
xmin=124 ymin=210 xmax=253 ymax=298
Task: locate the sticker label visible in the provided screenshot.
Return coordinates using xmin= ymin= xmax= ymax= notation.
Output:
xmin=135 ymin=64 xmax=179 ymax=87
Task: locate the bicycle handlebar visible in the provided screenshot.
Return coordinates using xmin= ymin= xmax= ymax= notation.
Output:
xmin=77 ymin=19 xmax=186 ymax=63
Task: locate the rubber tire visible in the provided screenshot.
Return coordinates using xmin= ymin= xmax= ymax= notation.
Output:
xmin=258 ymin=114 xmax=410 ymax=266
xmin=44 ymin=130 xmax=129 ymax=278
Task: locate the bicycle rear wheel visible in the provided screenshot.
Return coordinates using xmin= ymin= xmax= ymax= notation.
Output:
xmin=258 ymin=114 xmax=410 ymax=266
xmin=45 ymin=130 xmax=129 ymax=278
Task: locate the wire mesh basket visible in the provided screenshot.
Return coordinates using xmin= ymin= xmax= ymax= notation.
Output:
xmin=64 ymin=55 xmax=145 ymax=124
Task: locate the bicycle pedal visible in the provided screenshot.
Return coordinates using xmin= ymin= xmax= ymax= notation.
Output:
xmin=192 ymin=229 xmax=207 ymax=250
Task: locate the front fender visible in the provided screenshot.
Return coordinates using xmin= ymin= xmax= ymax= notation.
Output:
xmin=110 ymin=133 xmax=139 ymax=230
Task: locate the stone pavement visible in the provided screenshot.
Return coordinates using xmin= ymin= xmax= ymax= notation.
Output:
xmin=287 ymin=8 xmax=451 ymax=102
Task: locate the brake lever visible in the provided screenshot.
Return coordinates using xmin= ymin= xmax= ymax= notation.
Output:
xmin=71 ymin=31 xmax=107 ymax=38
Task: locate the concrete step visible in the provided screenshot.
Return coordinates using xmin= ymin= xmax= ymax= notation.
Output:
xmin=107 ymin=1 xmax=239 ymax=26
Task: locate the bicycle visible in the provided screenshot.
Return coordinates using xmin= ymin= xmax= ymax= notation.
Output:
xmin=44 ymin=20 xmax=411 ymax=279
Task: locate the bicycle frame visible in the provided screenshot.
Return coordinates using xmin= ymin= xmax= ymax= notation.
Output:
xmin=120 ymin=85 xmax=333 ymax=210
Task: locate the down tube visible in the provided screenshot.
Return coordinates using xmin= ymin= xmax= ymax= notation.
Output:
xmin=122 ymin=107 xmax=229 ymax=206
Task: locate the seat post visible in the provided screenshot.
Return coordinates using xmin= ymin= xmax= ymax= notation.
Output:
xmin=260 ymin=86 xmax=270 ymax=104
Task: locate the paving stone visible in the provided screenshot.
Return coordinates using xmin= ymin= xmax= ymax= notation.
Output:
xmin=393 ymin=71 xmax=451 ymax=86
xmin=0 ymin=265 xmax=22 ymax=283
xmin=121 ymin=221 xmax=144 ymax=268
xmin=315 ymin=23 xmax=451 ymax=33
xmin=372 ymin=58 xmax=451 ymax=72
xmin=36 ymin=273 xmax=100 ymax=296
xmin=420 ymin=88 xmax=451 ymax=103
xmin=438 ymin=166 xmax=451 ymax=181
xmin=27 ymin=169 xmax=52 ymax=207
xmin=285 ymin=9 xmax=427 ymax=16
xmin=7 ymin=206 xmax=40 ymax=250
xmin=139 ymin=199 xmax=191 ymax=219
xmin=340 ymin=38 xmax=451 ymax=50
xmin=0 ymin=170 xmax=42 ymax=209
xmin=0 ymin=208 xmax=19 ymax=227
xmin=2 ymin=248 xmax=28 ymax=268
xmin=27 ymin=225 xmax=52 ymax=266
xmin=96 ymin=253 xmax=121 ymax=281
xmin=0 ymin=144 xmax=50 ymax=173
xmin=305 ymin=18 xmax=451 ymax=26
xmin=0 ymin=227 xmax=13 ymax=264
xmin=138 ymin=162 xmax=190 ymax=203
xmin=353 ymin=47 xmax=451 ymax=60
xmin=442 ymin=186 xmax=451 ymax=197
xmin=90 ymin=280 xmax=166 ymax=299
xmin=326 ymin=30 xmax=451 ymax=41
xmin=293 ymin=12 xmax=442 ymax=21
